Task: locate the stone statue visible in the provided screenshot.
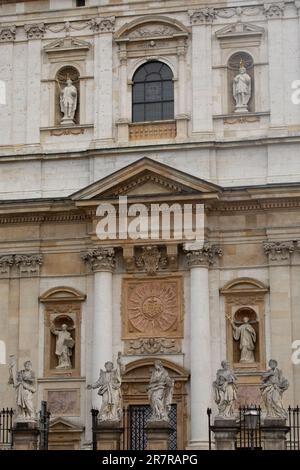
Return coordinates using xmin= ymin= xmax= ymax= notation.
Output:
xmin=87 ymin=352 xmax=124 ymax=422
xmin=59 ymin=78 xmax=77 ymax=124
xmin=8 ymin=356 xmax=36 ymax=421
xmin=260 ymin=359 xmax=289 ymax=419
xmin=147 ymin=360 xmax=174 ymax=422
xmin=231 ymin=316 xmax=257 ymax=363
xmin=213 ymin=360 xmax=237 ymax=418
xmin=233 ymin=60 xmax=251 ymax=113
xmin=50 ymin=322 xmax=75 ymax=369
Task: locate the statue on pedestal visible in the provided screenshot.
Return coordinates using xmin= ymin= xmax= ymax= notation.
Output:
xmin=8 ymin=356 xmax=36 ymax=421
xmin=260 ymin=359 xmax=289 ymax=419
xmin=58 ymin=78 xmax=77 ymax=125
xmin=87 ymin=352 xmax=123 ymax=422
xmin=231 ymin=316 xmax=257 ymax=363
xmin=147 ymin=360 xmax=174 ymax=422
xmin=213 ymin=360 xmax=237 ymax=418
xmin=50 ymin=322 xmax=75 ymax=369
xmin=233 ymin=59 xmax=251 ymax=113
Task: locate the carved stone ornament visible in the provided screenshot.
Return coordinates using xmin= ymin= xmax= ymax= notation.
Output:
xmin=135 ymin=246 xmax=167 ymax=275
xmin=127 ymin=24 xmax=178 ymax=38
xmin=82 ymin=247 xmax=115 ymax=272
xmin=14 ymin=254 xmax=43 ymax=276
xmin=24 ymin=23 xmax=45 ymax=39
xmin=188 ymin=8 xmax=216 ymax=24
xmin=263 ymin=241 xmax=294 ymax=261
xmin=89 ymin=17 xmax=115 ymax=33
xmin=263 ymin=2 xmax=285 ymax=17
xmin=0 ymin=26 xmax=16 ymax=42
xmin=0 ymin=255 xmax=14 ymax=277
xmin=125 ymin=338 xmax=180 ymax=355
xmin=184 ymin=243 xmax=223 ymax=267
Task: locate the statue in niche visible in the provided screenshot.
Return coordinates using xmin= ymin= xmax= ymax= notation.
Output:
xmin=147 ymin=360 xmax=174 ymax=422
xmin=50 ymin=321 xmax=75 ymax=369
xmin=8 ymin=355 xmax=36 ymax=421
xmin=260 ymin=359 xmax=289 ymax=419
xmin=57 ymin=77 xmax=78 ymax=125
xmin=233 ymin=59 xmax=251 ymax=113
xmin=213 ymin=360 xmax=237 ymax=418
xmin=87 ymin=352 xmax=124 ymax=422
xmin=231 ymin=314 xmax=257 ymax=363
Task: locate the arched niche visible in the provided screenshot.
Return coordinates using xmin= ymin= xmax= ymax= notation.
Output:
xmin=122 ymin=358 xmax=189 ymax=450
xmin=55 ymin=66 xmax=80 ymax=125
xmin=40 ymin=286 xmax=86 ymax=378
xmin=220 ymin=277 xmax=268 ymax=371
xmin=227 ymin=51 xmax=254 ymax=113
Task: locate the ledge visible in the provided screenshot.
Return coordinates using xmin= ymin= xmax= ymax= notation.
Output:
xmin=40 ymin=124 xmax=94 ymax=137
xmin=213 ymin=111 xmax=270 ymax=124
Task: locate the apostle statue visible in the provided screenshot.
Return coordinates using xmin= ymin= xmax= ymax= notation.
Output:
xmin=87 ymin=352 xmax=124 ymax=422
xmin=8 ymin=355 xmax=36 ymax=421
xmin=233 ymin=59 xmax=251 ymax=113
xmin=147 ymin=360 xmax=174 ymax=422
xmin=59 ymin=78 xmax=77 ymax=124
xmin=213 ymin=360 xmax=237 ymax=418
xmin=231 ymin=315 xmax=257 ymax=363
xmin=50 ymin=322 xmax=75 ymax=369
xmin=260 ymin=359 xmax=289 ymax=419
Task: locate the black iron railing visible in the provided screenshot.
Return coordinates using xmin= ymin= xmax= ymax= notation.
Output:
xmin=39 ymin=401 xmax=50 ymax=450
xmin=0 ymin=408 xmax=14 ymax=450
xmin=287 ymin=406 xmax=300 ymax=450
xmin=237 ymin=405 xmax=262 ymax=450
xmin=91 ymin=408 xmax=99 ymax=451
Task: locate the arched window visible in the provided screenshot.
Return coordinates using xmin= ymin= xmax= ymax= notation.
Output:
xmin=132 ymin=61 xmax=174 ymax=123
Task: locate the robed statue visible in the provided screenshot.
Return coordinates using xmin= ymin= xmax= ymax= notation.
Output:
xmin=233 ymin=59 xmax=251 ymax=113
xmin=260 ymin=359 xmax=289 ymax=419
xmin=8 ymin=355 xmax=36 ymax=421
xmin=147 ymin=360 xmax=174 ymax=422
xmin=58 ymin=78 xmax=77 ymax=124
xmin=213 ymin=360 xmax=237 ymax=418
xmin=50 ymin=322 xmax=75 ymax=369
xmin=231 ymin=316 xmax=257 ymax=363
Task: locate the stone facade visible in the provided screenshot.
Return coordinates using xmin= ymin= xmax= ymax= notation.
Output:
xmin=0 ymin=0 xmax=300 ymax=450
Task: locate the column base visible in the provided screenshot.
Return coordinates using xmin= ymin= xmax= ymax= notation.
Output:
xmin=261 ymin=417 xmax=289 ymax=450
xmin=186 ymin=440 xmax=211 ymax=450
xmin=12 ymin=421 xmax=39 ymax=450
xmin=145 ymin=420 xmax=172 ymax=450
xmin=211 ymin=418 xmax=239 ymax=450
xmin=95 ymin=420 xmax=123 ymax=450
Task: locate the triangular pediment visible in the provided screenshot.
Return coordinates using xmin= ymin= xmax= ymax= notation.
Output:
xmin=216 ymin=22 xmax=264 ymax=40
xmin=49 ymin=417 xmax=83 ymax=432
xmin=70 ymin=158 xmax=222 ymax=201
xmin=44 ymin=37 xmax=90 ymax=61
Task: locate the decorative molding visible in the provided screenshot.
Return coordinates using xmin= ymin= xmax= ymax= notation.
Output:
xmin=135 ymin=246 xmax=168 ymax=275
xmin=0 ymin=25 xmax=16 ymax=42
xmin=263 ymin=240 xmax=295 ymax=262
xmin=129 ymin=121 xmax=176 ymax=141
xmin=125 ymin=337 xmax=181 ymax=355
xmin=24 ymin=23 xmax=45 ymax=40
xmin=224 ymin=115 xmax=260 ymax=125
xmin=81 ymin=247 xmax=115 ymax=272
xmin=264 ymin=2 xmax=285 ymax=17
xmin=188 ymin=8 xmax=216 ymax=24
xmin=184 ymin=243 xmax=223 ymax=267
xmin=89 ymin=17 xmax=115 ymax=33
xmin=50 ymin=128 xmax=85 ymax=136
xmin=0 ymin=255 xmax=14 ymax=278
xmin=215 ymin=22 xmax=264 ymax=48
xmin=43 ymin=37 xmax=90 ymax=63
xmin=46 ymin=21 xmax=88 ymax=34
xmin=15 ymin=254 xmax=43 ymax=276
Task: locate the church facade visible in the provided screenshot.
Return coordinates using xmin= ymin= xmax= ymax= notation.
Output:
xmin=0 ymin=0 xmax=300 ymax=450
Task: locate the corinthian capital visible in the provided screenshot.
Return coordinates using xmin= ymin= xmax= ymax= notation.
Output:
xmin=24 ymin=23 xmax=45 ymax=39
xmin=264 ymin=3 xmax=285 ymax=18
xmin=89 ymin=17 xmax=115 ymax=33
xmin=263 ymin=241 xmax=294 ymax=262
xmin=188 ymin=8 xmax=216 ymax=25
xmin=184 ymin=243 xmax=223 ymax=268
xmin=0 ymin=255 xmax=14 ymax=278
xmin=15 ymin=254 xmax=43 ymax=276
xmin=82 ymin=247 xmax=115 ymax=272
xmin=0 ymin=26 xmax=16 ymax=42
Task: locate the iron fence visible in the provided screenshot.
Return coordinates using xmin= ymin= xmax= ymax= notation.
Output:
xmin=0 ymin=408 xmax=14 ymax=450
xmin=287 ymin=406 xmax=300 ymax=450
xmin=38 ymin=401 xmax=50 ymax=450
xmin=236 ymin=405 xmax=262 ymax=450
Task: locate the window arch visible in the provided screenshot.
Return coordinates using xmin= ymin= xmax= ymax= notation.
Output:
xmin=132 ymin=61 xmax=174 ymax=123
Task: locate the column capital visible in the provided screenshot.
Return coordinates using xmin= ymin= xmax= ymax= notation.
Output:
xmin=82 ymin=247 xmax=115 ymax=272
xmin=89 ymin=17 xmax=115 ymax=33
xmin=15 ymin=254 xmax=43 ymax=277
xmin=263 ymin=3 xmax=285 ymax=18
xmin=24 ymin=23 xmax=45 ymax=40
xmin=188 ymin=8 xmax=216 ymax=25
xmin=0 ymin=255 xmax=14 ymax=278
xmin=263 ymin=240 xmax=294 ymax=264
xmin=0 ymin=25 xmax=16 ymax=42
xmin=184 ymin=243 xmax=223 ymax=268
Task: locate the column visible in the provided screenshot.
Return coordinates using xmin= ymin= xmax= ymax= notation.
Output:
xmin=116 ymin=43 xmax=129 ymax=143
xmin=185 ymin=243 xmax=222 ymax=449
xmin=264 ymin=3 xmax=285 ymax=130
xmin=83 ymin=247 xmax=115 ymax=408
xmin=176 ymin=39 xmax=189 ymax=139
xmin=189 ymin=9 xmax=214 ymax=136
xmin=263 ymin=241 xmax=294 ymax=406
xmin=91 ymin=17 xmax=115 ymax=144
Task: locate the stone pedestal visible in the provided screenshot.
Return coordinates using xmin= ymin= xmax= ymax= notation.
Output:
xmin=95 ymin=421 xmax=123 ymax=450
xmin=211 ymin=418 xmax=239 ymax=450
xmin=145 ymin=420 xmax=172 ymax=450
xmin=261 ymin=418 xmax=290 ymax=450
xmin=12 ymin=421 xmax=39 ymax=450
